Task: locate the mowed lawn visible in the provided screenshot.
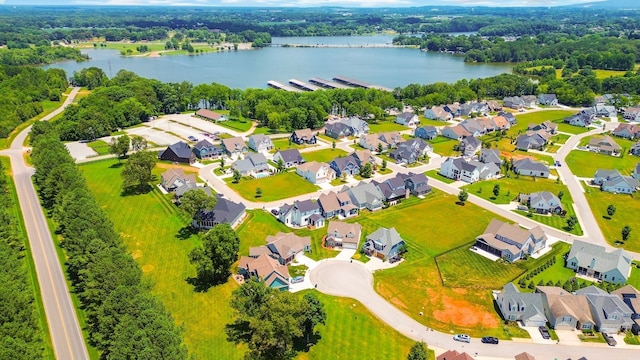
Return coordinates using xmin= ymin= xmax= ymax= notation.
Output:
xmin=511 ymin=110 xmax=577 ymax=134
xmin=303 ymin=148 xmax=348 ymax=163
xmin=583 ymin=185 xmax=640 ymax=252
xmin=427 ymin=137 xmax=459 ymax=157
xmin=369 ymin=120 xmax=408 ymax=133
xmin=226 ymin=172 xmax=319 ymax=202
xmin=271 ymin=137 xmax=308 ymax=152
xmin=217 ymin=119 xmax=254 ymax=132
xmin=566 ymin=139 xmax=638 ymax=178
xmin=86 ymin=140 xmax=111 ymax=155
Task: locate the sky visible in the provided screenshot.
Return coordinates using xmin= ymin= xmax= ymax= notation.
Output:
xmin=0 ymin=0 xmax=605 ymax=8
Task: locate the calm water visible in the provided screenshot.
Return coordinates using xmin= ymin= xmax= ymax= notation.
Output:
xmin=43 ymin=36 xmax=511 ymax=89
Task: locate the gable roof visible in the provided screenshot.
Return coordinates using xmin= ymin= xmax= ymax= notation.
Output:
xmin=193 ymin=139 xmax=216 ymax=151
xmin=297 ymin=161 xmax=331 ymax=174
xmin=568 ymin=240 xmax=632 ymax=278
xmin=164 ymin=141 xmax=193 ymax=159
xmin=348 ymin=181 xmax=385 ymax=205
xmin=589 ymin=135 xmax=622 ymax=152
xmin=366 ymin=227 xmax=404 ymax=257
xmin=318 ymin=192 xmax=341 ymax=213
xmin=538 ymin=286 xmax=594 ymax=325
xmin=293 ymin=128 xmax=315 ymax=139
xmin=222 ymin=136 xmax=246 ymax=152
xmin=514 ymin=352 xmax=536 ymax=360
xmin=478 ymin=219 xmax=546 ymax=255
xmin=275 ymin=148 xmax=303 ymax=163
xmin=265 ymin=232 xmax=311 ymax=259
xmin=513 ymin=158 xmax=549 ymax=173
xmin=249 ymin=134 xmax=272 ymax=146
xmin=238 ymin=254 xmax=290 ymax=288
xmin=437 ymin=350 xmax=474 ymax=360
xmin=198 ymin=195 xmax=246 ymax=225
xmin=327 ymin=221 xmax=362 ymax=239
xmin=480 ymin=148 xmax=501 ymax=164
xmin=195 ymin=108 xmax=224 ymax=120
xmin=174 ymin=183 xmax=212 ymax=198
xmin=161 ymin=168 xmax=187 ymax=186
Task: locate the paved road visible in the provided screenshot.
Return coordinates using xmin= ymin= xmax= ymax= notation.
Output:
xmin=311 ymin=260 xmax=637 ymax=360
xmin=1 ymin=87 xmax=89 ymax=360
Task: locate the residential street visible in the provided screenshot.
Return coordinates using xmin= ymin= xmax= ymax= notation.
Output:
xmin=0 ymin=87 xmax=89 ymax=360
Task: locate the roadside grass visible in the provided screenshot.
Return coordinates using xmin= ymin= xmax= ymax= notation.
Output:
xmin=556 ymin=123 xmax=589 ymax=135
xmin=369 ymin=120 xmax=408 ymax=133
xmin=80 ymin=158 xmax=244 ymax=360
xmin=252 ymin=126 xmax=276 ymax=135
xmin=225 ymin=172 xmax=320 ymax=202
xmin=514 ymin=209 xmax=583 ymax=236
xmin=86 ymin=140 xmax=111 ymax=155
xmin=217 ymin=119 xmax=253 ymax=132
xmin=583 ymin=185 xmax=640 ymax=252
xmin=427 ymin=137 xmax=459 ymax=157
xmin=625 ymin=332 xmax=640 ymax=345
xmin=627 ymin=265 xmax=640 ymax=290
xmin=0 ymin=98 xmax=64 ymax=149
xmin=424 ymin=169 xmax=455 ymax=184
xmin=303 ymin=148 xmax=348 ymax=163
xmin=579 ymin=332 xmax=606 ymax=343
xmin=566 ymin=150 xmax=637 ymax=179
xmin=73 ymin=88 xmax=91 ymax=103
xmin=553 ymin=133 xmax=571 ymax=144
xmin=2 ymin=157 xmax=55 ymax=359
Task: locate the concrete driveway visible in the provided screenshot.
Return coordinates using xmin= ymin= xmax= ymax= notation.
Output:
xmin=555 ymin=329 xmax=582 ymax=345
xmin=65 ymin=141 xmax=97 ymax=161
xmin=521 ymin=326 xmax=555 ymax=344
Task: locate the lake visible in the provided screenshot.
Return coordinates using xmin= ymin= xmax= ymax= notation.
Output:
xmin=43 ymin=35 xmax=511 ymax=89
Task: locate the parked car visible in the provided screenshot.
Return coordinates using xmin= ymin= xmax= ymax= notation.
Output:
xmin=453 ymin=334 xmax=471 ymax=343
xmin=481 ymin=336 xmax=499 ymax=344
xmin=270 ymin=209 xmax=279 ymax=215
xmin=538 ymin=326 xmax=551 ymax=340
xmin=188 ymin=135 xmax=198 ymax=141
xmin=603 ymin=332 xmax=617 ymax=346
xmin=291 ymin=276 xmax=304 ymax=284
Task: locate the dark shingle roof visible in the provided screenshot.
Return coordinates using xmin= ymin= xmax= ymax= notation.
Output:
xmin=167 ymin=141 xmax=193 ymax=159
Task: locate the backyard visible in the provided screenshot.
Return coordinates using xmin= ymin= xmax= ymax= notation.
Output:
xmin=303 ymin=148 xmax=348 ymax=163
xmin=566 ymin=138 xmax=637 ymax=177
xmin=427 ymin=137 xmax=459 ymax=157
xmin=368 ymin=119 xmax=408 ymax=133
xmin=225 ymin=172 xmax=320 ymax=202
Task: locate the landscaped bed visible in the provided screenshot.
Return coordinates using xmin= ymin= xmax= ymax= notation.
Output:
xmin=225 ymin=172 xmax=320 ymax=202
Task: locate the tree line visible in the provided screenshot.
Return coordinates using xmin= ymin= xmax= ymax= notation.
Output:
xmin=29 ymin=121 xmax=187 ymax=359
xmin=0 ymin=161 xmax=46 ymax=359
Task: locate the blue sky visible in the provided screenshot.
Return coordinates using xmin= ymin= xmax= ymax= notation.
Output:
xmin=1 ymin=0 xmax=604 ymax=7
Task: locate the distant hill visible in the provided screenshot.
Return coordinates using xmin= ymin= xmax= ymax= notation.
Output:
xmin=572 ymin=0 xmax=640 ymax=9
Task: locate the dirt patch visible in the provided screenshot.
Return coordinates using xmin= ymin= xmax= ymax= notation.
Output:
xmin=132 ymin=249 xmax=142 ymax=259
xmin=432 ymin=291 xmax=499 ymax=328
xmin=500 ymin=151 xmax=536 ymax=162
xmin=142 ymin=264 xmax=154 ymax=273
xmin=155 ymin=162 xmax=199 ymax=174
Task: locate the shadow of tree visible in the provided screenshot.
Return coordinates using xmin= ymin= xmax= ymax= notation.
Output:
xmin=176 ymin=225 xmax=197 ymax=240
xmin=120 ymin=184 xmax=153 ymax=197
xmin=109 ymin=162 xmax=124 ymax=169
xmin=293 ymin=332 xmax=322 ymax=353
xmin=186 ymin=274 xmax=228 ymax=292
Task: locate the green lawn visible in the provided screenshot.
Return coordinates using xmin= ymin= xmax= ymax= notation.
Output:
xmin=427 ymin=137 xmax=459 ymax=157
xmin=86 ymin=140 xmax=111 ymax=155
xmin=583 ymin=185 xmax=640 ymax=252
xmin=566 ymin=143 xmax=637 ymax=178
xmin=424 ymin=169 xmax=455 ymax=184
xmin=271 ymin=138 xmax=307 ymax=152
xmin=217 ymin=119 xmax=253 ymax=132
xmin=513 ymin=242 xmax=575 ymax=291
xmin=252 ymin=126 xmax=277 ymax=135
xmin=226 ymin=172 xmax=319 ymax=202
xmin=512 ymin=110 xmax=577 ymax=134
xmin=418 ymin=115 xmax=449 ymax=127
xmin=303 ymin=148 xmax=348 ymax=163
xmin=627 ymin=266 xmax=640 ymax=290
xmin=369 ymin=121 xmax=408 ymax=133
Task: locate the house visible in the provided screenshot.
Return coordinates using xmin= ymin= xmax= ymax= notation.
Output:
xmin=238 ymin=254 xmax=290 ymax=291
xmin=515 ymin=132 xmax=547 ymax=151
xmin=496 ymin=283 xmax=548 ymax=326
xmin=635 ymin=163 xmax=640 ymax=179
xmin=192 ymin=139 xmax=223 ymax=160
xmin=612 ymin=123 xmax=640 ymax=140
xmin=475 ymin=219 xmax=547 ymax=262
xmin=247 ymin=134 xmax=274 ymax=152
xmin=195 ymin=108 xmax=228 ymax=122
xmin=158 ymin=141 xmax=196 ymax=164
xmin=632 ymin=142 xmax=640 ymax=156
xmin=273 ymin=149 xmax=304 ymax=168
xmin=232 ymin=153 xmax=270 ymax=178
xmin=536 ymin=287 xmax=595 ymax=331
xmin=527 ymin=121 xmax=557 ymax=135
xmin=402 ymin=172 xmax=432 ymax=196
xmin=358 ymin=132 xmax=402 ymax=152
xmin=593 ymin=169 xmax=638 ymax=194
xmin=576 ymin=286 xmax=635 ymax=333
xmin=518 ymin=191 xmax=563 ymax=214
xmin=344 ymin=181 xmax=386 ymax=211
xmin=487 ymin=100 xmax=503 ymax=112
xmin=174 ymin=184 xmax=213 ymax=203
xmin=443 ymin=103 xmax=462 ymax=117
xmin=414 ymin=126 xmax=438 ymax=140
xmin=492 ymin=115 xmax=510 ymax=130
xmin=160 ymin=168 xmax=196 ymax=192
xmin=504 ymin=96 xmax=526 ymax=110
xmin=373 ymin=174 xmax=409 ymax=204
xmin=193 ymin=195 xmax=247 ymax=229
xmin=594 ymin=104 xmax=617 ymax=118
xmin=395 ymin=112 xmax=419 ymax=127
xmin=436 ymin=350 xmax=474 ymax=360
xmin=566 ymin=240 xmax=632 ymax=285
xmin=329 ymin=156 xmax=361 ymax=177
xmin=278 ymin=200 xmax=322 ymax=228
xmin=498 ymin=111 xmax=517 ymax=125
xmin=477 ymin=117 xmax=497 ymax=132
xmin=317 ymin=191 xmax=358 ymax=219
xmin=362 ymin=227 xmax=405 ymax=261
xmin=459 ymin=102 xmax=489 ymax=117
xmin=439 ymin=157 xmax=500 ymax=183
xmin=290 ymin=129 xmax=317 ymax=145
xmin=522 ymin=95 xmax=538 ymax=108
xmin=341 ymin=116 xmax=370 ymax=136
xmin=538 ymin=94 xmax=558 ymax=106
xmin=440 ymin=125 xmax=471 ymax=141
xmin=325 ymin=221 xmax=362 ymax=249
xmin=588 ymin=135 xmax=621 ymax=155
xmin=296 ymin=161 xmax=336 ymax=184
xmin=514 ymin=353 xmax=535 ymax=360
xmin=351 ymin=150 xmax=376 ymax=167
xmin=480 ymin=149 xmax=502 ymax=166
xmin=512 ymin=158 xmax=550 ymax=178
xmin=221 ymin=136 xmax=248 ymax=156
xmin=459 ymin=136 xmax=482 ymax=157
xmin=324 ymin=121 xmax=352 ymax=139
xmin=459 ymin=119 xmax=485 ymax=137
xmin=389 ymin=138 xmax=431 ymax=164
xmin=612 ymin=285 xmax=640 ymax=334
xmin=624 ymin=107 xmax=640 ymax=122
xmin=424 ymin=105 xmax=453 ymax=121
xmin=565 ymin=110 xmax=594 ymax=127
xmin=250 ymin=232 xmax=311 ymax=265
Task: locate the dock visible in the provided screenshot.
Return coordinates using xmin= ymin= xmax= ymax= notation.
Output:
xmin=288 ymin=79 xmax=322 ymax=91
xmin=267 ymin=76 xmax=392 ymax=92
xmin=267 ymin=80 xmax=303 ymax=92
xmin=308 ymin=77 xmax=351 ymax=89
xmin=333 ymin=75 xmax=393 ymax=92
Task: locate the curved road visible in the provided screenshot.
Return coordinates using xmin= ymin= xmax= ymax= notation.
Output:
xmin=1 ymin=87 xmax=89 ymax=360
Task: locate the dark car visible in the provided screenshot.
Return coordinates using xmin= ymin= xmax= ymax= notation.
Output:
xmin=602 ymin=332 xmax=617 ymax=346
xmin=538 ymin=326 xmax=551 ymax=339
xmin=481 ymin=336 xmax=499 ymax=344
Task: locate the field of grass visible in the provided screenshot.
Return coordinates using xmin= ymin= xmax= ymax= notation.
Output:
xmin=303 ymin=148 xmax=348 ymax=163
xmin=512 ymin=110 xmax=577 ymax=134
xmin=583 ymin=185 xmax=640 ymax=252
xmin=226 ymin=172 xmax=320 ymax=202
xmin=565 ymin=144 xmax=637 ymax=178
xmin=79 ymin=41 xmax=219 ymax=56
xmin=427 ymin=137 xmax=459 ymax=157
xmin=424 ymin=169 xmax=455 ymax=184
xmin=418 ymin=115 xmax=449 ymax=127
xmin=437 ymin=246 xmax=524 ymax=288
xmin=369 ymin=120 xmax=408 ymax=133
xmin=217 ymin=119 xmax=253 ymax=132
xmin=86 ymin=140 xmax=111 ymax=155
xmin=271 ymin=138 xmax=307 ymax=152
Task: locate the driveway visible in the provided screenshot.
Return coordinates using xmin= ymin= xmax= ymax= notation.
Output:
xmin=555 ymin=329 xmax=582 ymax=345
xmin=521 ymin=326 xmax=555 ymax=345
xmin=65 ymin=141 xmax=97 ymax=161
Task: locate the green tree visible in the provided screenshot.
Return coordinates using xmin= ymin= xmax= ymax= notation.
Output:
xmin=622 ymin=225 xmax=632 ymax=242
xmin=232 ymin=169 xmax=241 ymax=183
xmin=493 ymin=184 xmax=500 ymax=198
xmin=130 ymin=135 xmax=148 ymax=152
xmin=121 ymin=151 xmax=156 ymax=192
xmin=188 ymin=223 xmax=240 ymax=288
xmin=381 ymin=159 xmax=387 ymax=171
xmin=277 ymin=158 xmax=285 ymax=172
xmin=607 ymin=204 xmax=616 ymax=217
xmin=566 ymin=215 xmax=578 ymax=230
xmin=359 ymin=163 xmax=372 ymax=178
xmin=256 ymin=187 xmax=262 ymax=198
xmin=407 ymin=341 xmax=428 ymax=360
xmin=109 ymin=134 xmax=130 ymax=160
xmin=558 ymin=190 xmax=564 ymax=200
xmin=302 ymin=293 xmax=326 ymax=344
xmin=458 ymin=189 xmax=469 ymax=205
xmin=377 ymin=143 xmax=384 ymax=153
xmin=332 ymin=139 xmax=336 ymax=150
xmin=180 ymin=189 xmax=217 ymax=223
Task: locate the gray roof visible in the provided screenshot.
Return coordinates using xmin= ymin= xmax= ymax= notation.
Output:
xmin=292 ymin=199 xmax=320 ymax=213
xmin=276 ymin=149 xmax=303 ymax=163
xmin=461 ymin=136 xmax=481 ymax=149
xmin=193 ymin=139 xmax=215 ymax=151
xmin=166 ymin=141 xmax=193 ymax=159
xmin=568 ymin=240 xmax=632 ymax=278
xmin=374 ymin=174 xmax=407 ymax=199
xmin=249 ymin=134 xmax=272 ymax=147
xmin=365 ymin=227 xmax=405 ymax=257
xmin=390 ymin=138 xmax=429 ymax=162
xmin=198 ymin=195 xmax=246 ymax=225
xmin=341 ymin=116 xmax=368 ymax=130
xmin=528 ymin=191 xmax=561 ymax=208
xmin=331 ymin=156 xmax=360 ymax=172
xmin=325 ymin=122 xmax=351 ymax=135
xmin=513 ymin=158 xmax=549 ymax=173
xmin=576 ymin=286 xmax=634 ymax=329
xmin=174 ymin=184 xmax=213 ymax=198
xmin=233 ymin=153 xmax=268 ymax=173
xmin=480 ymin=149 xmax=502 ymax=164
xmin=348 ymin=181 xmax=385 ymax=206
xmin=397 ymin=112 xmax=416 ymax=122
xmin=516 ymin=134 xmax=546 ymax=149
xmin=497 ymin=283 xmax=547 ymax=323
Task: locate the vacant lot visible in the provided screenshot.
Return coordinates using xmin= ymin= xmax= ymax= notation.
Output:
xmin=512 ymin=110 xmax=577 ymax=134
xmin=427 ymin=137 xmax=459 ymax=157
xmin=272 ymin=137 xmax=307 ymax=152
xmin=226 ymin=172 xmax=320 ymax=202
xmin=566 ymin=146 xmax=637 ymax=178
xmin=303 ymin=148 xmax=348 ymax=163
xmin=369 ymin=120 xmax=408 ymax=133
xmin=86 ymin=140 xmax=110 ymax=155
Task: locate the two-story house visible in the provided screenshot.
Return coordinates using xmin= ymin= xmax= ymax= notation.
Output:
xmin=247 ymin=134 xmax=274 ymax=152
xmin=475 ymin=219 xmax=547 ymax=262
xmin=296 ymin=161 xmax=336 ymax=184
xmin=362 ymin=227 xmax=405 ymax=261
xmin=278 ymin=200 xmax=322 ymax=228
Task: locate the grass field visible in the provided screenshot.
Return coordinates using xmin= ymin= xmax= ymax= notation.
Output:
xmin=583 ymin=185 xmax=640 ymax=252
xmin=418 ymin=115 xmax=449 ymax=127
xmin=78 ymin=41 xmax=219 ymax=56
xmin=217 ymin=119 xmax=253 ymax=132
xmin=86 ymin=140 xmax=111 ymax=155
xmin=271 ymin=138 xmax=307 ymax=152
xmin=437 ymin=246 xmax=524 ymax=288
xmin=513 ymin=242 xmax=574 ymax=291
xmin=566 ymin=139 xmax=637 ymax=178
xmin=424 ymin=169 xmax=455 ymax=184
xmin=226 ymin=172 xmax=319 ymax=202
xmin=512 ymin=110 xmax=577 ymax=134
xmin=427 ymin=137 xmax=459 ymax=157
xmin=369 ymin=120 xmax=408 ymax=133
xmin=303 ymin=148 xmax=348 ymax=163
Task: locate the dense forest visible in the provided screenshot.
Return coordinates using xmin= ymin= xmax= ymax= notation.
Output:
xmin=0 ymin=161 xmax=46 ymax=359
xmin=29 ymin=121 xmax=187 ymax=358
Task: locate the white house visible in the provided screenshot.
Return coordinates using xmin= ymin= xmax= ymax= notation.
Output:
xmin=296 ymin=161 xmax=336 ymax=185
xmin=395 ymin=112 xmax=419 ymax=127
xmin=247 ymin=134 xmax=274 ymax=152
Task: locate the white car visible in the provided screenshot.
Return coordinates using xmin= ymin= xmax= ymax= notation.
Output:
xmin=453 ymin=334 xmax=471 ymax=343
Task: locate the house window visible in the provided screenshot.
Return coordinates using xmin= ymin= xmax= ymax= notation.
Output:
xmin=563 ymin=316 xmax=572 ymax=322
xmin=582 ymin=324 xmax=591 ymax=330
